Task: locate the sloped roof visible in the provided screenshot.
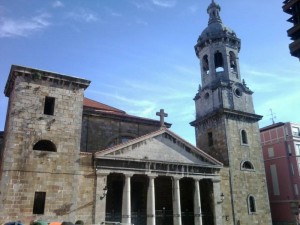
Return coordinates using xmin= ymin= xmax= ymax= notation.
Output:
xmin=83 ymin=97 xmax=125 ymax=114
xmin=259 ymin=122 xmax=285 ymax=132
xmin=83 ymin=97 xmax=172 ymax=127
xmin=95 ymin=127 xmax=222 ymax=167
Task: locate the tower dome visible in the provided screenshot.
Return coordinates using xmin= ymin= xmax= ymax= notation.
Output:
xmin=195 ymin=0 xmax=240 ymax=56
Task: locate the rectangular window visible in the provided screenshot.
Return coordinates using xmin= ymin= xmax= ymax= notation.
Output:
xmin=294 ymin=184 xmax=299 ymax=195
xmin=292 ymin=127 xmax=300 ymax=136
xmin=268 ymin=147 xmax=274 ymax=157
xmin=296 ymin=144 xmax=300 ymax=156
xmin=44 ymin=96 xmax=55 ymax=115
xmin=208 ymin=132 xmax=213 ymax=146
xmin=291 ymin=163 xmax=295 ymax=176
xmin=270 ymin=164 xmax=280 ymax=196
xmin=33 ymin=192 xmax=46 ymax=214
xmin=288 ymin=144 xmax=292 ymax=156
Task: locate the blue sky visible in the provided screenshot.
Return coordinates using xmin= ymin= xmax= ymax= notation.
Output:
xmin=0 ymin=0 xmax=300 ymax=144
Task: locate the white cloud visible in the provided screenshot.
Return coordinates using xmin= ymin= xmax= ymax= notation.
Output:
xmin=129 ymin=1 xmax=152 ymax=10
xmin=152 ymin=0 xmax=176 ymax=8
xmin=52 ymin=0 xmax=64 ymax=8
xmin=0 ymin=13 xmax=50 ymax=38
xmin=66 ymin=9 xmax=98 ymax=23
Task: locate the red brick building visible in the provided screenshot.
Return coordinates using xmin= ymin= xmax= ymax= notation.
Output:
xmin=260 ymin=122 xmax=300 ymax=225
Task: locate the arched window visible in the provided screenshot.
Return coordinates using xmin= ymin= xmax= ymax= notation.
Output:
xmin=241 ymin=161 xmax=254 ymax=171
xmin=33 ymin=140 xmax=56 ymax=152
xmin=229 ymin=51 xmax=237 ymax=73
xmin=248 ymin=195 xmax=256 ymax=214
xmin=214 ymin=51 xmax=224 ymax=72
xmin=202 ymin=55 xmax=209 ymax=75
xmin=241 ymin=129 xmax=248 ymax=145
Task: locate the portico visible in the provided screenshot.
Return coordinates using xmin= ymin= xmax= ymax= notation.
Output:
xmin=96 ymin=171 xmax=222 ymax=225
xmin=94 ymin=128 xmax=223 ymax=225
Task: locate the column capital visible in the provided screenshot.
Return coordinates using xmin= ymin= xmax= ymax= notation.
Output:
xmin=147 ymin=174 xmax=158 ymax=179
xmin=123 ymin=173 xmax=134 ymax=178
xmin=192 ymin=177 xmax=203 ymax=182
xmin=172 ymin=175 xmax=182 ymax=181
xmin=212 ymin=178 xmax=221 ymax=183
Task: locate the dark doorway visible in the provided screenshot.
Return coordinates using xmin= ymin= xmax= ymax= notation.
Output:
xmin=155 ymin=176 xmax=173 ymax=225
xmin=200 ymin=179 xmax=214 ymax=225
xmin=180 ymin=178 xmax=195 ymax=225
xmin=105 ymin=173 xmax=124 ymax=223
xmin=131 ymin=175 xmax=148 ymax=225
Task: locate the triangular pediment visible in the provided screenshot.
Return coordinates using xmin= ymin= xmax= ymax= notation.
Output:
xmin=95 ymin=128 xmax=222 ymax=167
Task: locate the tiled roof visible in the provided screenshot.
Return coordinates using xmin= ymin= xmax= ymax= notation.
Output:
xmin=83 ymin=97 xmax=171 ymax=127
xmin=83 ymin=97 xmax=125 ymax=114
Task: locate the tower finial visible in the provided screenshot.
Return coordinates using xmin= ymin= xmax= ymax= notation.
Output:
xmin=207 ymin=0 xmax=222 ymax=24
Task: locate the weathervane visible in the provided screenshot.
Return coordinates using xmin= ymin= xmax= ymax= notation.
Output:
xmin=269 ymin=109 xmax=276 ymax=124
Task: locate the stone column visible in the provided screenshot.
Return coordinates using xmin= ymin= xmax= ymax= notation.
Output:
xmin=147 ymin=175 xmax=156 ymax=225
xmin=172 ymin=176 xmax=182 ymax=225
xmin=122 ymin=174 xmax=132 ymax=224
xmin=94 ymin=171 xmax=109 ymax=224
xmin=212 ymin=179 xmax=223 ymax=225
xmin=194 ymin=179 xmax=203 ymax=225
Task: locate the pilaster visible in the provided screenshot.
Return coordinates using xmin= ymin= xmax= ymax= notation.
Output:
xmin=212 ymin=179 xmax=223 ymax=225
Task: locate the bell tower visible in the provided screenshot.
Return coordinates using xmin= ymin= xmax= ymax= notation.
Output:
xmin=191 ymin=1 xmax=272 ymax=224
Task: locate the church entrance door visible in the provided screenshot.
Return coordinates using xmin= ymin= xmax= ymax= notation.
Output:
xmin=155 ymin=176 xmax=173 ymax=225
xmin=131 ymin=175 xmax=148 ymax=225
xmin=180 ymin=178 xmax=195 ymax=225
xmin=105 ymin=173 xmax=123 ymax=223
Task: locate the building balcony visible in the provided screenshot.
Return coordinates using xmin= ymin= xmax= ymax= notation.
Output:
xmin=289 ymin=38 xmax=300 ymax=58
xmin=287 ymin=22 xmax=300 ymax=39
xmin=283 ymin=0 xmax=300 ymax=14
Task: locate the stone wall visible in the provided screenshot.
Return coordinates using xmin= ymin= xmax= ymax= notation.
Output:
xmin=0 ymin=73 xmax=95 ymax=224
xmin=80 ymin=114 xmax=161 ymax=152
xmin=195 ymin=114 xmax=272 ymax=225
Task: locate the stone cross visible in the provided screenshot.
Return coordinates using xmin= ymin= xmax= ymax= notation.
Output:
xmin=156 ymin=109 xmax=168 ymax=128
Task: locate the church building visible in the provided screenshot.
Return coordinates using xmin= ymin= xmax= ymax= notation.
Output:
xmin=0 ymin=1 xmax=272 ymax=225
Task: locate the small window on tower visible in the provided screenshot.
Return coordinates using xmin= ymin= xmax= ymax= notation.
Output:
xmin=248 ymin=195 xmax=256 ymax=214
xmin=229 ymin=51 xmax=237 ymax=73
xmin=33 ymin=192 xmax=46 ymax=214
xmin=214 ymin=51 xmax=224 ymax=72
xmin=208 ymin=132 xmax=213 ymax=146
xmin=44 ymin=96 xmax=55 ymax=115
xmin=241 ymin=161 xmax=254 ymax=171
xmin=202 ymin=55 xmax=209 ymax=75
xmin=241 ymin=129 xmax=248 ymax=145
xmin=33 ymin=140 xmax=57 ymax=152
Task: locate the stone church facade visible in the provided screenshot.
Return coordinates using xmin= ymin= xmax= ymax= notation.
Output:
xmin=0 ymin=1 xmax=272 ymax=225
